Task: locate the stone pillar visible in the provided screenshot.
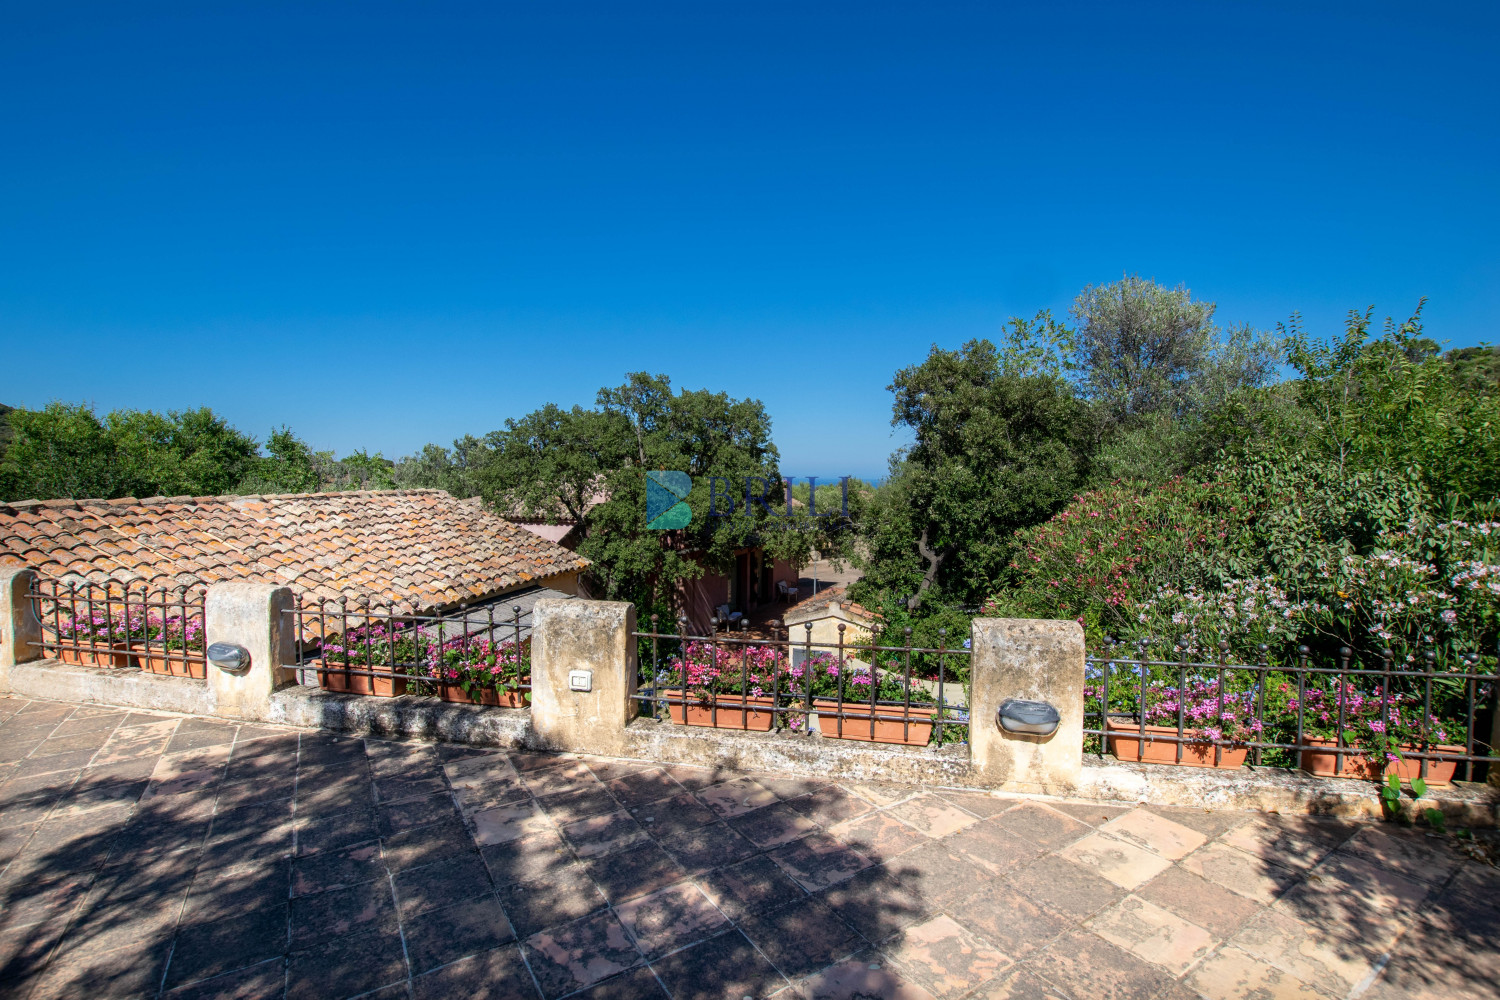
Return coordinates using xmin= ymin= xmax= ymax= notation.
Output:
xmin=969 ymin=617 xmax=1085 ymax=792
xmin=206 ymin=582 xmax=296 ymax=722
xmin=0 ymin=567 xmax=43 ymax=689
xmin=531 ymin=598 xmax=637 ymax=756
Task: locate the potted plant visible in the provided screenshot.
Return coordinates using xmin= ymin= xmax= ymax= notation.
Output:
xmin=129 ymin=613 xmax=206 ymax=679
xmin=312 ymin=621 xmax=419 ymax=697
xmin=1101 ymin=680 xmax=1258 ymax=769
xmin=794 ymin=653 xmax=938 ymax=746
xmin=1287 ymin=682 xmax=1466 ymax=786
xmin=48 ymin=612 xmax=132 ymax=668
xmin=428 ymin=636 xmax=530 ymax=707
xmin=660 ymin=640 xmax=782 ymax=731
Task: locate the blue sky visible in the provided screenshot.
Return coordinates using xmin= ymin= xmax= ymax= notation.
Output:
xmin=2 ymin=2 xmax=1496 ymax=483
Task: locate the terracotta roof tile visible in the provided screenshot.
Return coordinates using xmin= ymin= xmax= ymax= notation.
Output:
xmin=0 ymin=489 xmax=590 ymax=610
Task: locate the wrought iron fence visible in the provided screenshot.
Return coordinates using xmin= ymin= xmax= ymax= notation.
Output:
xmin=27 ymin=578 xmax=207 ymax=678
xmin=285 ymin=597 xmax=532 ymax=707
xmin=1085 ymin=639 xmax=1500 ymax=782
xmin=632 ymin=615 xmax=970 ymax=747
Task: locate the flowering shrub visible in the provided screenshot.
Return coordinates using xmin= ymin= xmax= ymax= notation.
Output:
xmin=984 ymin=477 xmax=1235 ymax=639
xmin=320 ymin=622 xmax=529 ymax=697
xmin=49 ymin=610 xmax=204 ymax=651
xmin=662 ymin=641 xmax=786 ymax=701
xmin=133 ymin=613 xmax=205 ymax=653
xmin=425 ymin=637 xmax=530 ymax=699
xmin=1127 ymin=577 xmax=1322 ymax=661
xmin=49 ymin=611 xmax=131 ymax=646
xmin=1280 ymin=681 xmax=1455 ymax=763
xmin=1087 ymin=674 xmax=1263 ymax=745
xmin=792 ymin=652 xmax=912 ymax=703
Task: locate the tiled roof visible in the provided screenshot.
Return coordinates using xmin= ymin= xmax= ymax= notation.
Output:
xmin=0 ymin=490 xmax=590 ymax=611
xmin=783 ymin=584 xmax=879 ymax=624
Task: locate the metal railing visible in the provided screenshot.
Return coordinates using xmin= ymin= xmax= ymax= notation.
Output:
xmin=27 ymin=578 xmax=207 ymax=678
xmin=1085 ymin=639 xmax=1500 ymax=781
xmin=632 ymin=615 xmax=970 ymax=747
xmin=285 ymin=597 xmax=531 ymax=706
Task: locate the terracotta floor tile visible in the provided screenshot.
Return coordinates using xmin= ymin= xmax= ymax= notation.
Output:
xmin=1187 ymin=946 xmax=1328 ymax=1000
xmin=818 ymin=865 xmax=933 ymax=945
xmin=942 ymin=819 xmax=1047 ymax=878
xmin=633 ymin=789 xmax=719 ymax=839
xmin=730 ymin=802 xmax=820 ymax=848
xmin=968 ymin=967 xmax=1071 ymax=999
xmin=879 ymin=841 xmax=988 ymax=910
xmin=1220 ymin=816 xmax=1355 ymax=873
xmin=521 ymin=761 xmax=605 ymax=798
xmin=934 ymin=791 xmax=1011 ymax=819
xmin=882 ymin=914 xmax=1012 ymax=1000
xmin=586 ymin=841 xmax=689 ymax=904
xmin=1336 ymin=826 xmax=1463 ymax=886
xmin=649 ymin=928 xmax=788 ymax=1000
xmin=1274 ymin=853 xmax=1430 ymax=932
xmin=992 ymin=802 xmax=1091 ymax=851
xmin=523 ymin=910 xmax=643 ymax=999
xmin=738 ymin=896 xmax=865 ymax=979
xmin=1031 ymin=801 xmax=1135 ymax=827
xmin=1058 ymin=833 xmax=1172 ymax=890
xmin=839 ymin=781 xmax=915 ymax=808
xmin=770 ymin=832 xmax=871 ymax=893
xmin=884 ymin=795 xmax=979 ymax=839
xmin=606 ymin=768 xmax=685 ymax=810
xmin=481 ymin=829 xmax=575 ymax=887
xmin=656 ymin=822 xmax=759 ymax=874
xmin=696 ymin=777 xmax=779 ymax=818
xmin=1026 ymin=928 xmax=1173 ymax=1000
xmin=560 ymin=810 xmax=648 ymax=858
xmin=830 ymin=812 xmax=929 ymax=862
xmin=1179 ymin=842 xmax=1299 ymax=904
xmin=1004 ymin=854 xmax=1125 ymax=921
xmin=945 ymin=882 xmax=1070 ymax=961
xmin=1142 ymin=805 xmax=1255 ymax=839
xmin=1086 ymin=894 xmax=1216 ymax=975
xmin=1099 ymin=809 xmax=1207 ymax=861
xmin=410 ymin=944 xmax=537 ymax=1000
xmin=496 ymin=864 xmax=607 ymax=937
xmin=1135 ymin=864 xmax=1264 ymax=940
xmin=788 ymin=785 xmax=874 ymax=827
xmin=1232 ymin=906 xmax=1383 ymax=997
xmin=534 ymin=787 xmax=619 ymax=826
xmin=700 ymin=855 xmax=805 ymax=919
xmin=614 ymin=881 xmax=728 ymax=958
xmin=792 ymin=952 xmax=938 ymax=1000
xmin=470 ymin=802 xmax=554 ymax=847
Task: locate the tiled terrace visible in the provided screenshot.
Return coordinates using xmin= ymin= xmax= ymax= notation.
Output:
xmin=0 ymin=697 xmax=1495 ymax=1000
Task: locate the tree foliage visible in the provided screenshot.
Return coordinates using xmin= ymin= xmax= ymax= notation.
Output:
xmin=475 ymin=372 xmax=818 ymax=615
xmin=0 ymin=402 xmax=260 ymax=502
xmin=853 ymin=337 xmax=1091 ymax=611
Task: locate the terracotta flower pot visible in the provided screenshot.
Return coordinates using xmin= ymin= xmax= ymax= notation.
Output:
xmin=813 ymin=699 xmax=937 ymax=746
xmin=439 ymin=684 xmax=529 ymax=708
xmin=130 ymin=643 xmax=207 ymax=680
xmin=56 ymin=643 xmax=133 ymax=669
xmin=1106 ymin=718 xmax=1249 ymax=769
xmin=669 ymin=694 xmax=778 ymax=731
xmin=314 ymin=659 xmax=408 ymax=697
xmin=1298 ymin=737 xmax=1464 ymax=786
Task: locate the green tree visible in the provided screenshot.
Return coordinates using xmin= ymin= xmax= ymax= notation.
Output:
xmin=478 ymin=373 xmax=816 ymax=617
xmin=0 ymin=402 xmax=259 ymax=502
xmin=1283 ymin=301 xmax=1500 ymax=505
xmin=856 ymin=338 xmax=1092 ymax=611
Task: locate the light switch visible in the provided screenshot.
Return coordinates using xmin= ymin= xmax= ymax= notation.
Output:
xmin=568 ymin=670 xmax=593 ymax=692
